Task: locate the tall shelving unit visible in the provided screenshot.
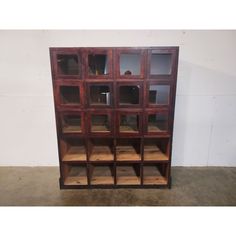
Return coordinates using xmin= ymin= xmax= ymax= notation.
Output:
xmin=50 ymin=47 xmax=179 ymax=188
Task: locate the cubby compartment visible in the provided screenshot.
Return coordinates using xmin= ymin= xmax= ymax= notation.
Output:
xmin=91 ymin=114 xmax=111 ymax=133
xmin=143 ymin=164 xmax=168 ymax=185
xmin=61 ymin=114 xmax=82 ymax=133
xmin=88 ymin=53 xmax=109 ymax=75
xmin=120 ymin=53 xmax=141 ymax=76
xmin=150 ymin=53 xmax=172 ymax=75
xmin=63 ymin=164 xmax=88 ymax=185
xmin=60 ymin=85 xmax=80 ymax=105
xmin=119 ymin=85 xmax=139 ymax=105
xmin=88 ymin=138 xmax=114 ymax=161
xmin=148 ymin=84 xmax=170 ymax=106
xmin=87 ymin=83 xmax=112 ymax=106
xmin=90 ymin=164 xmax=114 ymax=185
xmin=60 ymin=138 xmax=86 ymax=162
xmin=57 ymin=54 xmax=79 ymax=75
xmin=119 ymin=113 xmax=141 ymax=134
xmin=147 ymin=113 xmax=168 ymax=133
xmin=144 ymin=138 xmax=169 ymax=161
xmin=116 ymin=164 xmax=141 ymax=185
xmin=116 ymin=138 xmax=141 ymax=161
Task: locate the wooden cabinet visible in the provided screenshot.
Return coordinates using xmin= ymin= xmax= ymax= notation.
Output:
xmin=50 ymin=47 xmax=179 ymax=188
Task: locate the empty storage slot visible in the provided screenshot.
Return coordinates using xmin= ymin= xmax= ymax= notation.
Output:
xmin=116 ymin=164 xmax=141 ymax=185
xmin=60 ymin=86 xmax=80 ymax=104
xmin=150 ymin=53 xmax=172 ymax=75
xmin=144 ymin=138 xmax=169 ymax=161
xmin=116 ymin=139 xmax=141 ymax=161
xmin=143 ymin=164 xmax=168 ymax=185
xmin=64 ymin=165 xmax=87 ymax=185
xmin=119 ymin=86 xmax=139 ymax=105
xmin=120 ymin=53 xmax=141 ymax=75
xmin=89 ymin=85 xmax=111 ymax=105
xmin=120 ymin=114 xmax=140 ymax=133
xmin=90 ymin=165 xmax=114 ymax=185
xmin=62 ymin=115 xmax=81 ymax=133
xmin=149 ymin=85 xmax=170 ymax=105
xmin=148 ymin=114 xmax=168 ymax=132
xmin=60 ymin=138 xmax=86 ymax=161
xmin=57 ymin=54 xmax=79 ymax=75
xmin=88 ymin=54 xmax=109 ymax=75
xmin=89 ymin=139 xmax=114 ymax=161
xmin=91 ymin=114 xmax=110 ymax=133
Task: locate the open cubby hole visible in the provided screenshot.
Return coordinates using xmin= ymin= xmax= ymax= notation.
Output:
xmin=89 ymin=164 xmax=114 ymax=185
xmin=143 ymin=163 xmax=168 ymax=185
xmin=91 ymin=114 xmax=111 ymax=133
xmin=60 ymin=138 xmax=86 ymax=162
xmin=61 ymin=114 xmax=82 ymax=134
xmin=116 ymin=138 xmax=141 ymax=161
xmin=57 ymin=54 xmax=79 ymax=75
xmin=60 ymin=86 xmax=80 ymax=105
xmin=147 ymin=113 xmax=168 ymax=133
xmin=119 ymin=114 xmax=140 ymax=133
xmin=63 ymin=164 xmax=88 ymax=185
xmin=144 ymin=138 xmax=169 ymax=161
xmin=88 ymin=138 xmax=114 ymax=161
xmin=116 ymin=164 xmax=141 ymax=185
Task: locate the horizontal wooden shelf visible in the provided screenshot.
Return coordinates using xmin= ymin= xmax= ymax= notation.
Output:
xmin=116 ymin=145 xmax=141 ymax=161
xmin=63 ymin=146 xmax=86 ymax=161
xmin=143 ymin=166 xmax=167 ymax=185
xmin=144 ymin=145 xmax=169 ymax=161
xmin=64 ymin=166 xmax=87 ymax=185
xmin=63 ymin=125 xmax=82 ymax=133
xmin=116 ymin=165 xmax=141 ymax=185
xmin=91 ymin=165 xmax=114 ymax=185
xmin=90 ymin=146 xmax=114 ymax=161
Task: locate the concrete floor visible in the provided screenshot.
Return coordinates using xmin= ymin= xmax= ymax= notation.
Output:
xmin=0 ymin=167 xmax=235 ymax=206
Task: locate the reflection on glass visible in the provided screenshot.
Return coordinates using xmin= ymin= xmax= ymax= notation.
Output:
xmin=88 ymin=54 xmax=108 ymax=75
xmin=57 ymin=54 xmax=79 ymax=75
xmin=151 ymin=54 xmax=172 ymax=75
xmin=91 ymin=115 xmax=110 ymax=132
xmin=120 ymin=115 xmax=139 ymax=133
xmin=149 ymin=85 xmax=170 ymax=105
xmin=148 ymin=114 xmax=168 ymax=132
xmin=60 ymin=86 xmax=80 ymax=104
xmin=90 ymin=85 xmax=110 ymax=105
xmin=119 ymin=86 xmax=139 ymax=105
xmin=120 ymin=53 xmax=141 ymax=75
xmin=62 ymin=115 xmax=81 ymax=133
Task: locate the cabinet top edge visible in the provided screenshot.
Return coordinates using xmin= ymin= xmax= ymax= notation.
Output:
xmin=49 ymin=46 xmax=179 ymax=51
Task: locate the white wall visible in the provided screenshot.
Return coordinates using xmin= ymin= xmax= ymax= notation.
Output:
xmin=0 ymin=30 xmax=236 ymax=166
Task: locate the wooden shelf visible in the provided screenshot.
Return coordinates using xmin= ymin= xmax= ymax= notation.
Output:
xmin=63 ymin=146 xmax=86 ymax=161
xmin=91 ymin=125 xmax=110 ymax=132
xmin=90 ymin=146 xmax=114 ymax=161
xmin=143 ymin=166 xmax=167 ymax=185
xmin=116 ymin=145 xmax=140 ymax=161
xmin=117 ymin=165 xmax=141 ymax=185
xmin=120 ymin=125 xmax=138 ymax=133
xmin=63 ymin=126 xmax=81 ymax=133
xmin=144 ymin=145 xmax=168 ymax=161
xmin=91 ymin=166 xmax=114 ymax=185
xmin=64 ymin=166 xmax=87 ymax=185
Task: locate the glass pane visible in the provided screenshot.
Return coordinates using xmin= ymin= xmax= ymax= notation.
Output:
xmin=88 ymin=54 xmax=109 ymax=75
xmin=91 ymin=115 xmax=110 ymax=132
xmin=90 ymin=85 xmax=110 ymax=105
xmin=62 ymin=115 xmax=81 ymax=133
xmin=57 ymin=54 xmax=79 ymax=75
xmin=119 ymin=86 xmax=139 ymax=105
xmin=120 ymin=53 xmax=141 ymax=75
xmin=149 ymin=85 xmax=170 ymax=105
xmin=120 ymin=115 xmax=139 ymax=133
xmin=148 ymin=114 xmax=168 ymax=132
xmin=151 ymin=54 xmax=172 ymax=75
xmin=60 ymin=86 xmax=80 ymax=104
